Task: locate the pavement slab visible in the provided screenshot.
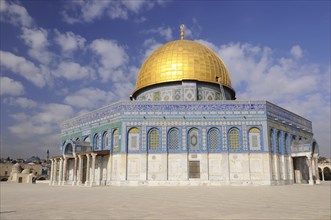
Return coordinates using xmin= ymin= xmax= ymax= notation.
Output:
xmin=0 ymin=182 xmax=330 ymax=219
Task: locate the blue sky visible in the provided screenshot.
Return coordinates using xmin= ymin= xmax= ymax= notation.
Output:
xmin=1 ymin=0 xmax=330 ymax=159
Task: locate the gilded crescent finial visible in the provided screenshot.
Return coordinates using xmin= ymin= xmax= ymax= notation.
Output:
xmin=180 ymin=24 xmax=185 ymax=40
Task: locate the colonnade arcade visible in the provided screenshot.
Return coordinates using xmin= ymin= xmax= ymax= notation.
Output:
xmin=49 ymin=150 xmax=110 ymax=186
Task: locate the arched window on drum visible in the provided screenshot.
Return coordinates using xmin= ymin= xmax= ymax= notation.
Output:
xmin=167 ymin=128 xmax=180 ymax=152
xmin=248 ymin=128 xmax=261 ymax=150
xmin=208 ymin=128 xmax=220 ymax=152
xmin=228 ymin=128 xmax=240 ymax=150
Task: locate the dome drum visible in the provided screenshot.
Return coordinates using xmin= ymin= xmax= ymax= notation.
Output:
xmin=132 ymin=80 xmax=235 ymax=101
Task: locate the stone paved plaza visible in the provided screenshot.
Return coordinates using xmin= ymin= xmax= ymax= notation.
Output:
xmin=1 ymin=182 xmax=330 ymax=220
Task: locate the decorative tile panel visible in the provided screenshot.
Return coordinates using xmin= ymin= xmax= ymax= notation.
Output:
xmin=182 ymin=128 xmax=186 ymax=151
xmin=243 ymin=125 xmax=248 ymax=150
xmin=222 ymin=126 xmax=227 ymax=150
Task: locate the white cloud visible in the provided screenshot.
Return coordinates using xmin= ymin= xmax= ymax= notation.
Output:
xmin=196 ymin=39 xmax=330 ymax=156
xmin=52 ymin=61 xmax=95 ymax=81
xmin=54 ymin=30 xmax=86 ymax=54
xmin=0 ymin=51 xmax=49 ymax=87
xmin=62 ymin=0 xmax=165 ymax=24
xmin=0 ymin=0 xmax=33 ymax=27
xmin=290 ymin=45 xmax=303 ymax=59
xmin=6 ymin=100 xmax=73 ymax=157
xmin=9 ymin=103 xmax=74 ymax=138
xmin=20 ymin=27 xmax=52 ymax=64
xmin=0 ymin=77 xmax=24 ymax=96
xmin=158 ymin=26 xmax=173 ymax=41
xmin=10 ymin=112 xmax=29 ymax=121
xmin=143 ymin=26 xmax=173 ymax=41
xmin=64 ymin=87 xmax=116 ymax=109
xmin=90 ymin=39 xmax=129 ymax=82
xmin=4 ymin=97 xmax=38 ymax=108
xmin=141 ymin=38 xmax=162 ymax=62
xmin=134 ymin=16 xmax=147 ymax=23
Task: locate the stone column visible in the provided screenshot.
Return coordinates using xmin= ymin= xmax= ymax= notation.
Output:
xmin=321 ymin=167 xmax=325 ymax=181
xmin=281 ymin=155 xmax=286 ymax=181
xmin=63 ymin=157 xmax=68 ymax=185
xmin=73 ymin=156 xmax=78 ymax=185
xmin=106 ymin=154 xmax=112 ymax=185
xmin=49 ymin=158 xmax=56 ymax=185
xmin=59 ymin=157 xmax=63 ymax=185
xmin=91 ymin=153 xmax=97 ymax=186
xmin=77 ymin=155 xmax=83 ymax=185
xmin=289 ymin=157 xmax=294 ymax=183
xmin=55 ymin=159 xmax=59 ymax=184
xmin=314 ymin=154 xmax=320 ymax=184
xmin=85 ymin=154 xmax=91 ymax=186
xmin=274 ymin=154 xmax=279 ymax=181
xmin=307 ymin=155 xmax=314 ymax=185
xmin=227 ymin=153 xmax=231 ymax=184
xmin=49 ymin=159 xmax=54 ymax=185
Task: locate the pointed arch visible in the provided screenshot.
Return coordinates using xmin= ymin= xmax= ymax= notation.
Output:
xmin=102 ymin=131 xmax=109 ymax=150
xmin=112 ymin=129 xmax=120 ymax=152
xmin=168 ymin=127 xmax=180 ymax=152
xmin=128 ymin=127 xmax=140 ymax=151
xmin=276 ymin=131 xmax=281 ymax=153
xmin=228 ymin=128 xmax=240 ymax=150
xmin=93 ymin=133 xmax=99 ymax=150
xmin=269 ymin=129 xmax=274 ymax=151
xmin=188 ymin=128 xmax=199 ymax=152
xmin=248 ymin=127 xmax=261 ymax=150
xmin=148 ymin=128 xmax=160 ymax=151
xmin=208 ymin=127 xmax=220 ymax=151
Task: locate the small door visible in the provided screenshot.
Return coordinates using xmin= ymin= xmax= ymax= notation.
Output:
xmin=189 ymin=161 xmax=200 ymax=179
xmin=18 ymin=177 xmax=23 ymax=183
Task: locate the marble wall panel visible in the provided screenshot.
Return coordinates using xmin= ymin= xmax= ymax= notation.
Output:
xmin=148 ymin=154 xmax=167 ymax=181
xmin=168 ymin=154 xmax=188 ymax=180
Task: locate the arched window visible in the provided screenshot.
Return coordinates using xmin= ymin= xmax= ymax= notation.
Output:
xmin=128 ymin=127 xmax=140 ymax=151
xmin=168 ymin=128 xmax=179 ymax=151
xmin=94 ymin=133 xmax=99 ymax=149
xmin=249 ymin=127 xmax=261 ymax=150
xmin=284 ymin=133 xmax=289 ymax=154
xmin=102 ymin=131 xmax=109 ymax=150
xmin=188 ymin=128 xmax=199 ymax=152
xmin=229 ymin=128 xmax=240 ymax=150
xmin=84 ymin=136 xmax=90 ymax=143
xmin=148 ymin=128 xmax=159 ymax=151
xmin=269 ymin=129 xmax=274 ymax=151
xmin=64 ymin=143 xmax=73 ymax=155
xmin=208 ymin=128 xmax=220 ymax=150
xmin=276 ymin=131 xmax=281 ymax=153
xmin=112 ymin=129 xmax=120 ymax=152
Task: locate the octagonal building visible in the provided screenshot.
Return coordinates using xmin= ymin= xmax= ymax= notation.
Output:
xmin=50 ymin=30 xmax=320 ymax=186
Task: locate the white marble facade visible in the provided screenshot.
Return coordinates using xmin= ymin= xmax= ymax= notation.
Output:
xmin=50 ymin=152 xmax=306 ymax=186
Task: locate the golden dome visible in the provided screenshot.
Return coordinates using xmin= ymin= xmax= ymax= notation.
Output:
xmin=132 ymin=40 xmax=232 ymax=96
